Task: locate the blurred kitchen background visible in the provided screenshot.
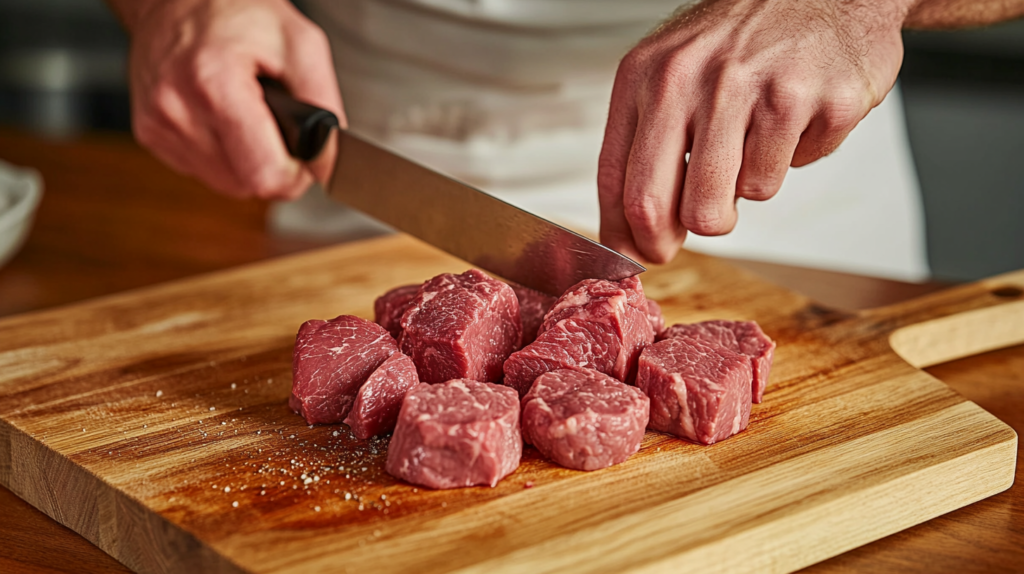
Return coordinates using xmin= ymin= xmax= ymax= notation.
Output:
xmin=0 ymin=0 xmax=1021 ymax=283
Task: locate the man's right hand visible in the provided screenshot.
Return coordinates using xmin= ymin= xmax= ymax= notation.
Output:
xmin=112 ymin=0 xmax=344 ymax=200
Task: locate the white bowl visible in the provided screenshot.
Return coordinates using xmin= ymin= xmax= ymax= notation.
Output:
xmin=0 ymin=160 xmax=43 ymax=269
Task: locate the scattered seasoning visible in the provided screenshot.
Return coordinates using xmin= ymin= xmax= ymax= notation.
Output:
xmin=232 ymin=501 xmax=238 ymax=508
xmin=224 ymin=486 xmax=231 ymax=493
xmin=156 ymin=390 xmax=163 ymax=398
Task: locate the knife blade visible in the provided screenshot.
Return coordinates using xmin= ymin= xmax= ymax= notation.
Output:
xmin=261 ymin=79 xmax=645 ymax=295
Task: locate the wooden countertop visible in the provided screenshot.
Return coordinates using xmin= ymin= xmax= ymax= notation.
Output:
xmin=0 ymin=130 xmax=1019 ymax=573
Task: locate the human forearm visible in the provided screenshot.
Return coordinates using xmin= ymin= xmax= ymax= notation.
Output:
xmin=904 ymin=0 xmax=1024 ymax=29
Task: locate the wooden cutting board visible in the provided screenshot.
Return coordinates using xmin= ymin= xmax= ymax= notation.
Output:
xmin=0 ymin=234 xmax=1019 ymax=574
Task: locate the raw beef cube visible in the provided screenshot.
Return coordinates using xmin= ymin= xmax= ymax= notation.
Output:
xmin=646 ymin=299 xmax=665 ymax=335
xmin=659 ymin=320 xmax=775 ymax=403
xmin=637 ymin=337 xmax=752 ymax=445
xmin=400 ymin=269 xmax=522 ymax=384
xmin=374 ymin=284 xmax=420 ymax=339
xmin=539 ymin=275 xmax=648 ymax=334
xmin=509 ymin=283 xmax=557 ymax=346
xmin=504 ymin=277 xmax=654 ymax=397
xmin=343 ymin=352 xmax=420 ymax=440
xmin=386 ymin=379 xmax=522 ymax=489
xmin=522 ymin=368 xmax=649 ymax=471
xmin=290 ymin=315 xmax=398 ymax=425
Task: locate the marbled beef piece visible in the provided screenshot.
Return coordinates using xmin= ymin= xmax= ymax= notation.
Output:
xmin=509 ymin=283 xmax=557 ymax=346
xmin=374 ymin=284 xmax=420 ymax=339
xmin=343 ymin=352 xmax=419 ymax=440
xmin=538 ymin=276 xmax=647 ymax=333
xmin=503 ymin=277 xmax=654 ymax=397
xmin=646 ymin=299 xmax=665 ymax=335
xmin=637 ymin=337 xmax=752 ymax=445
xmin=522 ymin=368 xmax=649 ymax=471
xmin=400 ymin=270 xmax=522 ymax=384
xmin=659 ymin=320 xmax=775 ymax=403
xmin=386 ymin=379 xmax=522 ymax=489
xmin=290 ymin=315 xmax=398 ymax=425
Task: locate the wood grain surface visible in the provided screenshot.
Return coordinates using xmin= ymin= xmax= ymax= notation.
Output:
xmin=0 ymin=230 xmax=1019 ymax=573
xmin=0 ymin=130 xmax=1020 ymax=573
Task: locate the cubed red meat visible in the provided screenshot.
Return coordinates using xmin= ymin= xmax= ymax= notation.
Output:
xmin=400 ymin=270 xmax=522 ymax=384
xmin=373 ymin=284 xmax=420 ymax=340
xmin=343 ymin=352 xmax=420 ymax=439
xmin=290 ymin=315 xmax=399 ymax=425
xmin=503 ymin=277 xmax=654 ymax=397
xmin=522 ymin=367 xmax=649 ymax=471
xmin=637 ymin=337 xmax=752 ymax=445
xmin=509 ymin=283 xmax=557 ymax=346
xmin=386 ymin=379 xmax=522 ymax=489
xmin=659 ymin=320 xmax=775 ymax=403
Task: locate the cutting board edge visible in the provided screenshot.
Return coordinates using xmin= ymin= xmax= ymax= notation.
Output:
xmin=634 ymin=429 xmax=1018 ymax=574
xmin=0 ymin=417 xmax=245 ymax=574
xmin=439 ymin=401 xmax=1018 ymax=574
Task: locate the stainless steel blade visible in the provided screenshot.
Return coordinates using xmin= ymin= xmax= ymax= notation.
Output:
xmin=328 ymin=130 xmax=645 ymax=295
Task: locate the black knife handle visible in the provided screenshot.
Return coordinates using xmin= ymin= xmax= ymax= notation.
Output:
xmin=259 ymin=77 xmax=339 ymax=161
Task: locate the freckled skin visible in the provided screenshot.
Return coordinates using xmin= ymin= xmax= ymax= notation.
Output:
xmin=522 ymin=368 xmax=649 ymax=471
xmin=659 ymin=320 xmax=775 ymax=403
xmin=386 ymin=380 xmax=522 ymax=489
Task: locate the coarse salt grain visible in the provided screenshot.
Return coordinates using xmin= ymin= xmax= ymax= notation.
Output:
xmin=224 ymin=486 xmax=231 ymax=493
xmin=156 ymin=390 xmax=163 ymax=398
xmin=314 ymin=506 xmax=321 ymax=512
xmin=232 ymin=501 xmax=238 ymax=508
xmin=231 ymin=383 xmax=236 ymax=389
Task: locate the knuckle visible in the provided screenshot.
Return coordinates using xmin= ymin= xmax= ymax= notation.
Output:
xmin=683 ymin=209 xmax=733 ymax=236
xmin=288 ymin=21 xmax=332 ymax=60
xmin=644 ymin=247 xmax=675 ymax=266
xmin=623 ymin=193 xmax=662 ymax=233
xmin=764 ymin=80 xmax=809 ymax=124
xmin=737 ymin=182 xmax=779 ymax=202
xmin=644 ymin=50 xmax=693 ymax=108
xmin=708 ymin=61 xmax=754 ymax=111
xmin=244 ymin=165 xmax=291 ymax=199
xmin=821 ymin=91 xmax=866 ymax=133
xmin=148 ymin=81 xmax=181 ymax=119
xmin=188 ymin=46 xmax=226 ymax=86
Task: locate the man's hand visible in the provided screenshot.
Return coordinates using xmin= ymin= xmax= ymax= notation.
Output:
xmin=598 ymin=0 xmax=910 ymax=263
xmin=110 ymin=0 xmax=344 ymax=200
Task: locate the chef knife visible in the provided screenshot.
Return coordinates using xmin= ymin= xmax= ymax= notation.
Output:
xmin=260 ymin=78 xmax=644 ymax=296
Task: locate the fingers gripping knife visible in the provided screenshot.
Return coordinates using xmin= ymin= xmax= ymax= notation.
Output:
xmin=259 ymin=78 xmax=644 ymax=296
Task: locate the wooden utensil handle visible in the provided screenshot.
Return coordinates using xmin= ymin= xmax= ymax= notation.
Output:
xmin=867 ymin=269 xmax=1024 ymax=368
